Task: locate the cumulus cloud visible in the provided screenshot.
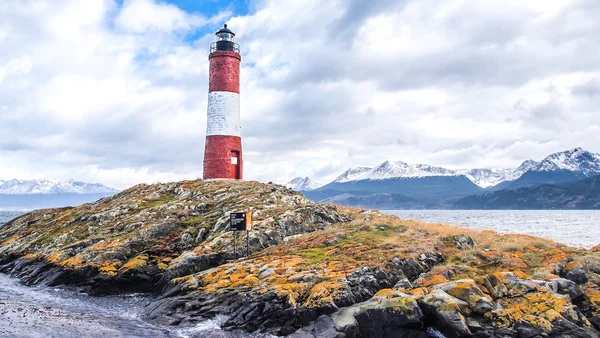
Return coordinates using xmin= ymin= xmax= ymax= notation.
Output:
xmin=0 ymin=0 xmax=599 ymax=189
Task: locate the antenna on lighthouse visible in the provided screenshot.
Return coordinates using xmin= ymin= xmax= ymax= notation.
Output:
xmin=204 ymin=25 xmax=243 ymax=180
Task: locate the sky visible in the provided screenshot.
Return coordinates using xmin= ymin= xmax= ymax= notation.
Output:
xmin=0 ymin=0 xmax=599 ymax=189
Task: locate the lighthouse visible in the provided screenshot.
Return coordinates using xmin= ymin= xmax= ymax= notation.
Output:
xmin=203 ymin=24 xmax=243 ymax=180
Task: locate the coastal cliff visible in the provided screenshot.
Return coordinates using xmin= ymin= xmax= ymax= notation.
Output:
xmin=1 ymin=180 xmax=600 ymax=337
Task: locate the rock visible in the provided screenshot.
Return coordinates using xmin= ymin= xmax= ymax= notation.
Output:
xmin=514 ymin=320 xmax=543 ymax=338
xmin=419 ymin=289 xmax=472 ymax=336
xmin=394 ymin=278 xmax=413 ymax=290
xmin=452 ymin=235 xmax=476 ymax=250
xmin=258 ymin=267 xmax=275 ymax=279
xmin=549 ymin=278 xmax=584 ymax=302
xmin=313 ymin=315 xmax=345 ymax=338
xmin=341 ymin=289 xmax=428 ymax=338
xmin=179 ymin=232 xmax=193 ymax=250
xmin=566 ymin=261 xmax=589 ymax=284
xmin=436 ymin=279 xmax=494 ymax=315
xmin=194 ymin=227 xmax=208 ymax=244
xmin=141 ymin=222 xmax=178 ymax=240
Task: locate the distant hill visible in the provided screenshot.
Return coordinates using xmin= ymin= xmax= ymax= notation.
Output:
xmin=303 ymin=190 xmax=426 ymax=209
xmin=318 ymin=175 xmax=482 ymax=202
xmin=452 ymin=175 xmax=600 ymax=209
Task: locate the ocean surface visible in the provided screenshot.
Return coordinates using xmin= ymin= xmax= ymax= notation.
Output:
xmin=0 ymin=211 xmax=24 ymax=225
xmin=385 ymin=209 xmax=600 ymax=249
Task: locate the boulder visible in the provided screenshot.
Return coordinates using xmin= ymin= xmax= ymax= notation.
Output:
xmin=549 ymin=278 xmax=584 ymax=302
xmin=566 ymin=262 xmax=589 ymax=284
xmin=332 ymin=289 xmax=428 ymax=338
xmin=452 ymin=235 xmax=476 ymax=250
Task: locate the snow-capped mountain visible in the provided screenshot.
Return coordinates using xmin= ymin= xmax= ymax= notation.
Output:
xmin=455 ymin=169 xmax=516 ymax=188
xmin=333 ymin=167 xmax=373 ymax=183
xmin=494 ymin=148 xmax=600 ymax=189
xmin=0 ymin=179 xmax=119 ymax=195
xmin=326 ymin=148 xmax=600 ymax=190
xmin=529 ymin=147 xmax=600 ymax=174
xmin=285 ymin=177 xmax=321 ymax=191
xmin=333 ymin=161 xmax=458 ymax=183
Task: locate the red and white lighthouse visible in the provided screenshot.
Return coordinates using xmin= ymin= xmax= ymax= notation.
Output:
xmin=203 ymin=24 xmax=243 ymax=180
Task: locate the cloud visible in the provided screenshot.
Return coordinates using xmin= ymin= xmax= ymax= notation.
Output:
xmin=0 ymin=0 xmax=599 ymax=189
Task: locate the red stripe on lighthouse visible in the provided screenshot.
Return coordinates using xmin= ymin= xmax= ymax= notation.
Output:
xmin=203 ymin=135 xmax=242 ymax=180
xmin=209 ymin=51 xmax=240 ymax=93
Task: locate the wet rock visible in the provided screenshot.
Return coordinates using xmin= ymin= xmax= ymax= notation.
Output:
xmin=289 ymin=315 xmax=344 ymax=338
xmin=514 ymin=320 xmax=543 ymax=338
xmin=419 ymin=289 xmax=472 ymax=337
xmin=332 ymin=289 xmax=427 ymax=338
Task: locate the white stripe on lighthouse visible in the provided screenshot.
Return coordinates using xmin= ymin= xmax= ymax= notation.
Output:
xmin=206 ymin=91 xmax=241 ymax=137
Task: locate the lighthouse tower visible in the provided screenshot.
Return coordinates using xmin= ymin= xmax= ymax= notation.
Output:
xmin=203 ymin=24 xmax=242 ymax=180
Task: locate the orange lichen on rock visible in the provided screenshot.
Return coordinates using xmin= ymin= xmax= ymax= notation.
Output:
xmin=415 ymin=273 xmax=448 ymax=287
xmin=99 ymin=261 xmax=120 ymax=276
xmin=487 ymin=292 xmax=579 ymax=332
xmin=119 ymin=255 xmax=148 ymax=272
xmin=59 ymin=253 xmax=88 ymax=269
xmin=302 ymin=281 xmax=342 ymax=308
xmin=23 ymin=253 xmax=37 ymax=260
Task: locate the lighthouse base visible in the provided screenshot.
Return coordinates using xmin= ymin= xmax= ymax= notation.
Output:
xmin=203 ymin=135 xmax=243 ymax=180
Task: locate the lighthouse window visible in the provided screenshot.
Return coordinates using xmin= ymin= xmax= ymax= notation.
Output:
xmin=231 ymin=157 xmax=238 ymax=164
xmin=218 ymin=32 xmax=233 ymax=42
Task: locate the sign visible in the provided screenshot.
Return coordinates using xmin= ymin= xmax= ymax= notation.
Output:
xmin=230 ymin=212 xmax=252 ymax=231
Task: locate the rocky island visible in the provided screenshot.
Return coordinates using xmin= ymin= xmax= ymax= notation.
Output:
xmin=1 ymin=180 xmax=600 ymax=337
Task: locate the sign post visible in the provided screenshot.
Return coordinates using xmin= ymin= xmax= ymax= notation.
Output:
xmin=230 ymin=212 xmax=252 ymax=259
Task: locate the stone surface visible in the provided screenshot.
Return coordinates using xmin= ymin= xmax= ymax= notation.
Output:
xmin=452 ymin=235 xmax=476 ymax=250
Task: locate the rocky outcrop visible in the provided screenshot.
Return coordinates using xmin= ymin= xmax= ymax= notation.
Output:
xmin=0 ymin=180 xmax=348 ymax=295
xmin=1 ymin=180 xmax=600 ymax=337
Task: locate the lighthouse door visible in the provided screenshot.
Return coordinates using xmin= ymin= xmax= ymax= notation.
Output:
xmin=230 ymin=151 xmax=241 ymax=179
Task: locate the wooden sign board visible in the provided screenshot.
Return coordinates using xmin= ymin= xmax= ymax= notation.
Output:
xmin=230 ymin=212 xmax=252 ymax=231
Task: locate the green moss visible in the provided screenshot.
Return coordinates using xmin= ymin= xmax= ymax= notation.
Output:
xmin=187 ymin=227 xmax=199 ymax=237
xmin=299 ymin=247 xmax=331 ymax=264
xmin=184 ymin=216 xmax=203 ymax=226
xmin=523 ymin=252 xmax=541 ymax=267
xmin=505 ymin=246 xmax=522 ymax=253
xmin=532 ymin=242 xmax=550 ymax=250
xmin=139 ymin=192 xmax=176 ymax=209
xmin=449 ymin=254 xmax=463 ymax=264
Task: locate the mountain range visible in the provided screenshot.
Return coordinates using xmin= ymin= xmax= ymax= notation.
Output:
xmin=0 ymin=179 xmax=119 ymax=210
xmin=294 ymin=148 xmax=600 ymax=209
xmin=0 ymin=179 xmax=118 ymax=194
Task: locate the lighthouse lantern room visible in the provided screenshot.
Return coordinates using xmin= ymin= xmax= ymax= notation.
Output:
xmin=204 ymin=24 xmax=243 ymax=180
